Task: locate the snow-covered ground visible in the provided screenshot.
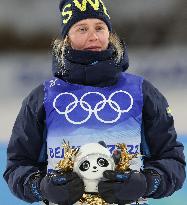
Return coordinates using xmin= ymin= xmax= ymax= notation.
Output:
xmin=1 ymin=46 xmax=187 ymax=143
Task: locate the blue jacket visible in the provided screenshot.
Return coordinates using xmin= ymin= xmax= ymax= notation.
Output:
xmin=3 ymin=46 xmax=186 ymax=203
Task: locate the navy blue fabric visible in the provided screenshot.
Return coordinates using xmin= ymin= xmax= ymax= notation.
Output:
xmin=59 ymin=0 xmax=112 ymax=37
xmin=53 ymin=45 xmax=129 ymax=86
xmin=142 ymin=80 xmax=186 ymax=198
xmin=98 ymin=170 xmax=147 ymax=204
xmin=3 ymin=56 xmax=186 ymax=203
xmin=40 ymin=172 xmax=84 ymax=204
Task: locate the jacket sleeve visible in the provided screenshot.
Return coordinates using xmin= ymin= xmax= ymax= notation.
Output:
xmin=142 ymin=79 xmax=186 ymax=198
xmin=3 ymin=84 xmax=47 ymax=203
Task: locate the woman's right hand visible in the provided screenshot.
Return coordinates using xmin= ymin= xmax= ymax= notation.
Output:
xmin=40 ymin=171 xmax=84 ymax=205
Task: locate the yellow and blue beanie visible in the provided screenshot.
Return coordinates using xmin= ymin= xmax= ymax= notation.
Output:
xmin=59 ymin=0 xmax=112 ymax=38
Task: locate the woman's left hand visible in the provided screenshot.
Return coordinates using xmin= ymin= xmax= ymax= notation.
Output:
xmin=98 ymin=170 xmax=147 ymax=204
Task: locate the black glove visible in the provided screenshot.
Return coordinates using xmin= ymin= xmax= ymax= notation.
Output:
xmin=25 ymin=171 xmax=84 ymax=205
xmin=40 ymin=171 xmax=84 ymax=205
xmin=98 ymin=169 xmax=161 ymax=204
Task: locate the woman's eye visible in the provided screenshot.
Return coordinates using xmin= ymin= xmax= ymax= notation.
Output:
xmin=78 ymin=27 xmax=87 ymax=32
xmin=96 ymin=26 xmax=104 ymax=31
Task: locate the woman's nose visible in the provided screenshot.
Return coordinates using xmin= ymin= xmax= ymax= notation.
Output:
xmin=93 ymin=166 xmax=97 ymax=169
xmin=88 ymin=32 xmax=98 ymax=41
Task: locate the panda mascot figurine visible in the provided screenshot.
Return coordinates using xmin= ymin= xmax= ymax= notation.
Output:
xmin=73 ymin=142 xmax=115 ymax=193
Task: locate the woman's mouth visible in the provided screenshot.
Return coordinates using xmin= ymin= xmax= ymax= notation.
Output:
xmin=85 ymin=47 xmax=101 ymax=51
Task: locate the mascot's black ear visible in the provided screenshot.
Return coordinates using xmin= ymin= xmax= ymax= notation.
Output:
xmin=98 ymin=141 xmax=107 ymax=148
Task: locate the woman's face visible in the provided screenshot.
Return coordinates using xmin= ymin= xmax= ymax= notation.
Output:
xmin=68 ymin=18 xmax=110 ymax=51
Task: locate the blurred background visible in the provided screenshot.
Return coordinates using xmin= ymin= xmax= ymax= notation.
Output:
xmin=0 ymin=0 xmax=186 ymax=204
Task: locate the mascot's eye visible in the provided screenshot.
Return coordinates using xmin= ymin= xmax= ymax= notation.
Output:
xmin=97 ymin=158 xmax=109 ymax=167
xmin=79 ymin=160 xmax=90 ymax=171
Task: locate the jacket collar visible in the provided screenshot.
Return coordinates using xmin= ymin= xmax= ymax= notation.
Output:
xmin=52 ymin=45 xmax=129 ymax=87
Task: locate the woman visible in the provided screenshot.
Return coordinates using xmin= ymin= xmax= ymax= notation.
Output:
xmin=4 ymin=0 xmax=186 ymax=205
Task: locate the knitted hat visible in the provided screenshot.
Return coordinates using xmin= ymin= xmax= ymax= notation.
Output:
xmin=59 ymin=0 xmax=112 ymax=38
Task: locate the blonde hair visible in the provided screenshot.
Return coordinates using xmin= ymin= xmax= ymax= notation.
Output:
xmin=52 ymin=32 xmax=124 ymax=68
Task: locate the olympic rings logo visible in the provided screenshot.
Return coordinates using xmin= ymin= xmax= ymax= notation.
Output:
xmin=53 ymin=90 xmax=133 ymax=124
